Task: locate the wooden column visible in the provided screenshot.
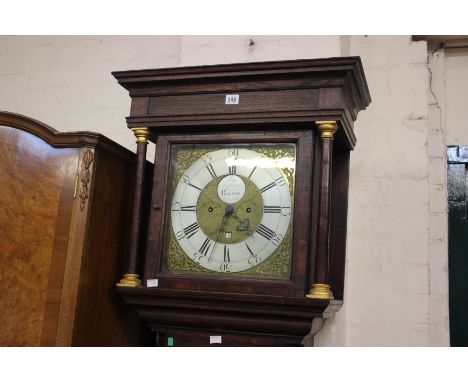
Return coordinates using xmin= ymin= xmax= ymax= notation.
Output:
xmin=117 ymin=127 xmax=149 ymax=287
xmin=306 ymin=121 xmax=338 ymax=300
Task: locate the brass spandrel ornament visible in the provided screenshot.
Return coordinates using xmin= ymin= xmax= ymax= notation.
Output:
xmin=164 ymin=144 xmax=296 ymax=279
xmin=165 ymin=229 xmax=208 ymax=274
xmin=170 ymin=148 xmax=212 ymax=196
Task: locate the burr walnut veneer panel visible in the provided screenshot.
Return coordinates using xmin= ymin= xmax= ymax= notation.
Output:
xmin=0 ymin=127 xmax=77 ymax=345
xmin=0 ymin=111 xmax=150 ymax=346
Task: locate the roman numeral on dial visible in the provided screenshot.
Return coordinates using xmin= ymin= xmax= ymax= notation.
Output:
xmin=246 ymin=242 xmax=262 ymax=265
xmin=206 ymin=164 xmax=217 ymax=179
xmin=224 ymin=245 xmax=231 ymax=263
xmin=183 ymin=222 xmax=200 ymax=239
xmin=260 ymin=177 xmax=284 ymax=193
xmin=260 ymin=176 xmax=286 ymax=193
xmin=228 ymin=165 xmax=237 ymax=175
xmin=245 ymin=243 xmax=255 ymax=257
xmin=199 ymin=237 xmax=212 ymax=256
xmin=188 ymin=183 xmax=202 ymax=191
xmin=263 ymin=206 xmax=282 ymax=214
xmin=256 ymin=223 xmax=275 ymax=241
xmin=260 ymin=182 xmax=275 ymax=193
xmin=181 ymin=175 xmax=202 ymax=191
xmin=178 ymin=205 xmax=196 ymax=212
xmin=247 ymin=166 xmax=257 ymax=179
xmin=220 ymin=245 xmax=231 ymax=272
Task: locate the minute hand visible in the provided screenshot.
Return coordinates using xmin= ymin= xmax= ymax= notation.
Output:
xmin=208 ymin=213 xmax=228 ymax=262
xmin=232 ymin=211 xmax=251 ymax=234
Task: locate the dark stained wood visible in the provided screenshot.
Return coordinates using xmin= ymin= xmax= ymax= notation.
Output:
xmin=313 ymin=137 xmax=334 ymax=284
xmin=130 ymin=97 xmax=149 ymax=117
xmin=72 ymin=147 xmax=147 ymax=346
xmin=328 ymin=149 xmax=350 ymax=301
xmin=148 ymin=89 xmax=320 ymax=116
xmin=155 ymin=329 xmax=301 ymax=347
xmin=127 ymin=139 xmax=149 ymax=276
xmin=291 ymin=128 xmax=314 ymax=294
xmin=308 ymin=136 xmax=322 ymax=289
xmin=144 ymin=135 xmax=169 ymax=278
xmin=118 ymin=285 xmax=336 ymax=344
xmin=113 ymin=57 xmax=371 ymax=150
xmin=112 ymin=57 xmax=370 ymax=109
xmin=112 ymin=57 xmax=365 ymax=81
xmin=0 ymin=111 xmax=150 ymax=346
xmin=113 ymin=58 xmax=370 ymax=346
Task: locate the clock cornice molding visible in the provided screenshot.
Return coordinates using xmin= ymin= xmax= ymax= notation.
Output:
xmin=113 ymin=57 xmax=370 ymax=150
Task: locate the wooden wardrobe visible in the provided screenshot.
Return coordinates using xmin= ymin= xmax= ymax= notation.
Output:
xmin=0 ymin=111 xmax=150 ymax=346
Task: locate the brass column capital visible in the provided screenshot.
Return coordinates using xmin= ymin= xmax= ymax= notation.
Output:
xmin=306 ymin=283 xmax=334 ymax=300
xmin=315 ymin=121 xmax=338 ymax=140
xmin=116 ymin=273 xmax=142 ymax=287
xmin=131 ymin=127 xmax=150 ymax=144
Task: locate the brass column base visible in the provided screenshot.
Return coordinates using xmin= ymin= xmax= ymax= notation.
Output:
xmin=306 ymin=283 xmax=334 ymax=300
xmin=116 ymin=273 xmax=142 ymax=287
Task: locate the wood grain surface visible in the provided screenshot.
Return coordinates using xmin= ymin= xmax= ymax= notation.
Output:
xmin=0 ymin=126 xmax=78 ymax=345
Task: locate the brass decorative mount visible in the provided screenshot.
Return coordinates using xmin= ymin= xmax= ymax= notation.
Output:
xmin=131 ymin=127 xmax=150 ymax=144
xmin=78 ymin=149 xmax=94 ymax=211
xmin=116 ymin=273 xmax=142 ymax=287
xmin=306 ymin=283 xmax=334 ymax=300
xmin=315 ymin=121 xmax=338 ymax=140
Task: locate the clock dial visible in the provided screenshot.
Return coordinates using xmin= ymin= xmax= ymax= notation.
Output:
xmin=167 ymin=145 xmax=295 ymax=277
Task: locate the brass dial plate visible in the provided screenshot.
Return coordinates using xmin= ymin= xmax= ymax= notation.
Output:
xmin=196 ymin=175 xmax=263 ymax=245
xmin=164 ymin=144 xmax=296 ymax=279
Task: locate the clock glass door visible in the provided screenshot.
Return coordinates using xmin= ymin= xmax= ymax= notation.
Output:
xmin=163 ymin=143 xmax=296 ymax=280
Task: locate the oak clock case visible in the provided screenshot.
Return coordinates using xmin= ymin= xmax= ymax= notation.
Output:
xmin=113 ymin=57 xmax=371 ymax=346
xmin=165 ymin=143 xmax=296 ymax=279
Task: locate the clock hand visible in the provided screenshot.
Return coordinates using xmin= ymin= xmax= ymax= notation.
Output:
xmin=231 ymin=210 xmax=252 ymax=235
xmin=210 ymin=217 xmax=225 ymax=258
xmin=236 ymin=218 xmax=250 ymax=231
xmin=224 ymin=204 xmax=234 ymax=215
xmin=208 ymin=207 xmax=231 ymax=261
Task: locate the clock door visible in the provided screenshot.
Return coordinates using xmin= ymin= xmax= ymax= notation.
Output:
xmin=144 ymin=128 xmax=315 ymax=297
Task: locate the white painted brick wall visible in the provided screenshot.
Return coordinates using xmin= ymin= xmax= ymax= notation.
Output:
xmin=0 ymin=36 xmax=182 ymax=160
xmin=316 ymin=36 xmax=449 ymax=346
xmin=179 ymin=35 xmax=341 ymax=66
xmin=426 ymin=49 xmax=450 ymax=346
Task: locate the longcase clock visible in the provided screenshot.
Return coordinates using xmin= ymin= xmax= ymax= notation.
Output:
xmin=113 ymin=57 xmax=371 ymax=346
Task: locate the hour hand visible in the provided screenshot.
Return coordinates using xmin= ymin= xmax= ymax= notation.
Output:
xmin=236 ymin=218 xmax=251 ymax=234
xmin=224 ymin=204 xmax=234 ymax=216
xmin=209 ymin=214 xmax=227 ymax=262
